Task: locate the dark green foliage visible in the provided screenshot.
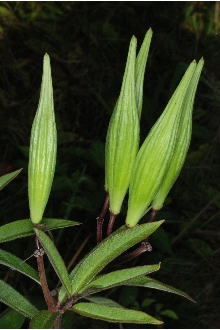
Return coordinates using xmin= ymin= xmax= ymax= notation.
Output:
xmin=0 ymin=2 xmax=220 ymax=328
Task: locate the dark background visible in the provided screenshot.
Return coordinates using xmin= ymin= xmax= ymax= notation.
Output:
xmin=0 ymin=1 xmax=220 ymax=328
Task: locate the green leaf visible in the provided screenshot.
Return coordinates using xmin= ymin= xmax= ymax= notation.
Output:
xmin=84 ymin=296 xmax=122 ymax=308
xmin=119 ymin=286 xmax=139 ymax=308
xmin=58 ymin=257 xmax=85 ymax=303
xmin=59 ymin=224 xmax=152 ymax=303
xmin=29 ymin=310 xmax=60 ymax=329
xmin=0 ymin=280 xmax=38 ymax=318
xmin=0 ymin=218 xmax=79 ymax=243
xmin=127 ymin=276 xmax=196 ymax=302
xmin=0 ymin=308 xmax=25 ymax=329
xmin=141 ymin=298 xmax=156 ymax=308
xmin=71 ymin=221 xmax=163 ymax=294
xmin=0 ymin=248 xmax=40 ymax=284
xmin=160 ymin=309 xmax=179 ymax=319
xmin=150 ymin=227 xmax=174 ymax=256
xmin=155 ymin=303 xmax=164 ymax=313
xmin=35 ymin=228 xmax=71 ymax=296
xmin=81 ymin=264 xmax=160 ymax=295
xmin=43 ymin=218 xmax=80 ymax=231
xmin=73 ymin=302 xmax=162 ymax=324
xmin=0 ymin=169 xmax=22 ymax=190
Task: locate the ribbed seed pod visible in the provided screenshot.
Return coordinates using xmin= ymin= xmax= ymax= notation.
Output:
xmin=135 ymin=28 xmax=153 ymax=118
xmin=105 ymin=36 xmax=139 ymax=215
xmin=126 ymin=61 xmax=196 ymax=228
xmin=28 ymin=54 xmax=57 ymax=224
xmin=152 ymin=58 xmax=204 ymax=211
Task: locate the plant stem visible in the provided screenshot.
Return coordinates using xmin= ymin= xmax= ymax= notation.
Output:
xmin=97 ymin=193 xmax=109 ymax=243
xmin=142 ymin=209 xmax=158 ymax=243
xmin=53 ymin=315 xmax=62 ymax=328
xmin=149 ymin=209 xmax=158 ymax=222
xmin=36 ymin=254 xmax=57 ymax=313
xmin=35 ymin=235 xmax=57 ymax=314
xmin=35 ymin=223 xmax=54 ymax=241
xmin=107 ymin=212 xmax=116 ymax=236
xmin=106 ymin=241 xmax=152 ymax=268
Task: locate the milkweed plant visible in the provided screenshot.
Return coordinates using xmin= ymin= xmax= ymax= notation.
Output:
xmin=0 ymin=28 xmax=204 ymax=328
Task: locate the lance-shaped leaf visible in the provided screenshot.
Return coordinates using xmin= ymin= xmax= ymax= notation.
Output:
xmin=0 ymin=168 xmax=22 ymax=190
xmin=85 ymin=296 xmax=122 ymax=307
xmin=0 ymin=218 xmax=79 ymax=243
xmin=58 ymin=222 xmax=122 ymax=302
xmin=136 ymin=28 xmax=153 ymax=118
xmin=73 ymin=302 xmax=162 ymax=324
xmin=126 ymin=276 xmax=195 ymax=302
xmin=152 ymin=58 xmax=204 ymax=210
xmin=79 ymin=264 xmax=160 ymax=295
xmin=58 ymin=227 xmax=134 ymax=302
xmin=126 ymin=61 xmax=196 ymax=227
xmin=28 ymin=53 xmax=57 ymax=224
xmin=0 ymin=308 xmax=25 ymax=329
xmin=105 ymin=36 xmax=139 ymax=215
xmin=0 ymin=280 xmax=38 ymax=318
xmin=0 ymin=248 xmax=40 ymax=284
xmin=71 ymin=221 xmax=163 ymax=295
xmin=35 ymin=228 xmax=72 ymax=296
xmin=58 ymin=225 xmax=129 ymax=303
xmin=29 ymin=310 xmax=60 ymax=329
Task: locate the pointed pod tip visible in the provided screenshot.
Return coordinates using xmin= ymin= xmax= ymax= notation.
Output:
xmin=131 ymin=35 xmax=137 ymax=45
xmin=43 ymin=53 xmax=51 ymax=72
xmin=44 ymin=53 xmax=50 ymax=63
xmin=147 ymin=27 xmax=153 ymax=34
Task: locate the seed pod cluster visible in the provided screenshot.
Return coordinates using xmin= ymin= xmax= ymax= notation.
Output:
xmin=105 ymin=29 xmax=152 ymax=216
xmin=104 ymin=30 xmax=204 ymax=228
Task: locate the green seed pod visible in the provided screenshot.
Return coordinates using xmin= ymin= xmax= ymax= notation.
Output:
xmin=152 ymin=58 xmax=204 ymax=211
xmin=105 ymin=36 xmax=139 ymax=215
xmin=28 ymin=54 xmax=57 ymax=224
xmin=126 ymin=60 xmax=197 ymax=228
xmin=136 ymin=28 xmax=153 ymax=118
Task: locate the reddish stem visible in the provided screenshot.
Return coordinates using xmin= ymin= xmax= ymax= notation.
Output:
xmin=143 ymin=209 xmax=158 ymax=243
xmin=97 ymin=193 xmax=109 ymax=244
xmin=35 ymin=235 xmax=41 ymax=250
xmin=149 ymin=209 xmax=158 ymax=223
xmin=107 ymin=212 xmax=116 ymax=236
xmin=107 ymin=241 xmax=152 ymax=268
xmin=35 ymin=234 xmax=57 ymax=313
xmin=36 ymin=253 xmax=57 ymax=313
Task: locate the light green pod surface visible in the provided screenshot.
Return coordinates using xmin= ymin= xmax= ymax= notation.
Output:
xmin=28 ymin=54 xmax=57 ymax=224
xmin=105 ymin=36 xmax=140 ymax=215
xmin=135 ymin=28 xmax=153 ymax=118
xmin=152 ymin=58 xmax=204 ymax=210
xmin=126 ymin=61 xmax=197 ymax=227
